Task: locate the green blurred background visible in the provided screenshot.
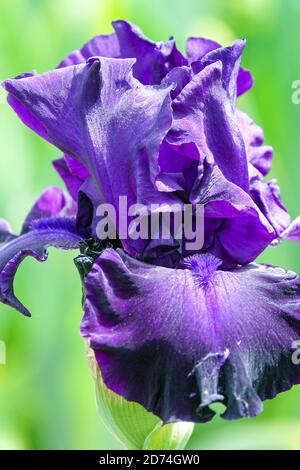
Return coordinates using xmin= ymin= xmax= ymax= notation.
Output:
xmin=0 ymin=0 xmax=300 ymax=450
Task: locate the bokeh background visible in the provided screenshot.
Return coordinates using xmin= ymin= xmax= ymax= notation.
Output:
xmin=0 ymin=0 xmax=300 ymax=450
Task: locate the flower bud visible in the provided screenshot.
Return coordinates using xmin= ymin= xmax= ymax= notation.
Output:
xmin=86 ymin=346 xmax=194 ymax=450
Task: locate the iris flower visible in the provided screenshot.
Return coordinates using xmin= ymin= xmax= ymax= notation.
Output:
xmin=1 ymin=20 xmax=300 ymax=425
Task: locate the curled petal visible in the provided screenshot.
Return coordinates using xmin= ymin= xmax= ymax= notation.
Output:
xmin=4 ymin=57 xmax=182 ymax=259
xmin=186 ymin=37 xmax=253 ymax=97
xmin=4 ymin=58 xmax=174 ymax=207
xmin=157 ymin=140 xmax=200 ymax=193
xmin=0 ymin=218 xmax=83 ymax=316
xmin=59 ymin=20 xmax=187 ymax=86
xmin=22 ymin=186 xmax=77 ymax=233
xmin=81 ymin=249 xmax=300 ymax=423
xmin=169 ymin=61 xmax=249 ymax=191
xmin=194 ymin=39 xmax=246 ymax=104
xmin=112 ymin=20 xmax=187 ymax=85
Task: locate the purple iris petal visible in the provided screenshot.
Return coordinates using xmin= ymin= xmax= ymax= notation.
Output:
xmin=238 ymin=110 xmax=273 ymax=176
xmin=0 ymin=217 xmax=83 ymax=316
xmin=3 ymin=44 xmax=277 ymax=267
xmin=186 ymin=36 xmax=253 ymax=97
xmin=193 ymin=39 xmax=246 ymax=104
xmin=22 ymin=186 xmax=77 ymax=232
xmin=281 ymin=216 xmax=300 ymax=242
xmin=237 ymin=68 xmax=254 ymax=97
xmin=249 ymin=166 xmax=291 ymax=236
xmin=4 ymin=57 xmax=184 ymax=259
xmin=3 ymin=58 xmax=172 ymax=203
xmin=0 ymin=187 xmax=83 ymax=316
xmin=169 ymin=60 xmax=250 ymax=191
xmin=58 ymin=33 xmax=120 ymax=68
xmin=161 ymin=66 xmax=192 ymax=99
xmin=190 ymin=163 xmax=275 ymax=265
xmin=157 ymin=140 xmax=200 ymax=193
xmin=112 ymin=20 xmax=187 ymax=85
xmin=2 ymin=20 xmax=300 ymax=427
xmin=81 ymin=248 xmax=300 ymax=423
xmin=53 ymin=155 xmax=89 ymax=201
xmin=185 ymin=37 xmax=220 ymax=60
xmin=59 ymin=20 xmax=187 ymax=86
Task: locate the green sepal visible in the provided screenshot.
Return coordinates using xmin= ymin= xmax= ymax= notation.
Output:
xmin=87 ymin=347 xmax=194 ymax=450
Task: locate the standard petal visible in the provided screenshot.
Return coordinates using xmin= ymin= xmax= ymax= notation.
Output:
xmin=0 ymin=217 xmax=83 ymax=316
xmin=112 ymin=20 xmax=187 ymax=85
xmin=185 ymin=37 xmax=220 ymax=60
xmin=169 ymin=61 xmax=249 ymax=191
xmin=4 ymin=58 xmax=182 ymax=259
xmin=58 ymin=33 xmax=120 ymax=68
xmin=185 ymin=37 xmax=253 ymax=97
xmin=4 ymin=58 xmax=173 ymax=205
xmin=81 ymin=249 xmax=300 ymax=423
xmin=193 ymin=39 xmax=246 ymax=104
xmin=59 ymin=20 xmax=187 ymax=86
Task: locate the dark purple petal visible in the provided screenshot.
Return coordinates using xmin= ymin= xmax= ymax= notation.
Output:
xmin=191 ymin=163 xmax=275 ymax=265
xmin=22 ymin=186 xmax=77 ymax=233
xmin=59 ymin=21 xmax=187 ymax=86
xmin=112 ymin=20 xmax=187 ymax=85
xmin=0 ymin=218 xmax=83 ymax=316
xmin=3 ymin=59 xmax=172 ymax=200
xmin=53 ymin=155 xmax=89 ymax=200
xmin=4 ymin=58 xmax=180 ymax=256
xmin=81 ymin=249 xmax=300 ymax=423
xmin=58 ymin=33 xmax=120 ymax=68
xmin=237 ymin=67 xmax=253 ymax=97
xmin=169 ymin=61 xmax=249 ymax=191
xmin=156 ymin=140 xmax=200 ymax=193
xmin=53 ymin=158 xmax=81 ymax=201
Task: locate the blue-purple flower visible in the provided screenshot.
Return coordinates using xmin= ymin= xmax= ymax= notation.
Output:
xmin=1 ymin=20 xmax=300 ymax=423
